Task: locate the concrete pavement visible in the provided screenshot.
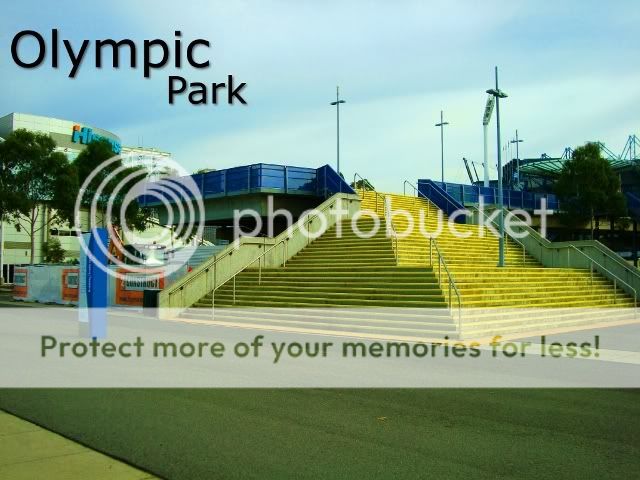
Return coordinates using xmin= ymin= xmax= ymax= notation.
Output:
xmin=0 ymin=410 xmax=156 ymax=479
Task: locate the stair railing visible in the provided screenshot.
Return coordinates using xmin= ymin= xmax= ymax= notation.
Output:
xmin=354 ymin=172 xmax=399 ymax=265
xmin=210 ymin=198 xmax=348 ymax=314
xmin=420 ymin=179 xmax=466 ymax=218
xmin=162 ymin=193 xmax=355 ymax=314
xmin=428 ymin=237 xmax=462 ymax=334
xmin=353 ymin=172 xmax=384 ymax=214
xmin=566 ymin=244 xmax=637 ymax=311
xmin=473 ymin=206 xmax=638 ymax=311
xmin=403 ymin=180 xmax=431 ymax=217
xmin=211 ymin=237 xmax=289 ymax=310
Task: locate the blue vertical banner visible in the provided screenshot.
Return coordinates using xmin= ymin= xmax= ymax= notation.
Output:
xmin=85 ymin=227 xmax=109 ymax=338
xmin=78 ymin=233 xmax=89 ymax=326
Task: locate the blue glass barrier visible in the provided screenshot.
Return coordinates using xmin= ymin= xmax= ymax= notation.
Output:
xmin=316 ymin=164 xmax=356 ymax=197
xmin=420 ymin=180 xmax=561 ymax=211
xmin=140 ymin=163 xmax=353 ymax=206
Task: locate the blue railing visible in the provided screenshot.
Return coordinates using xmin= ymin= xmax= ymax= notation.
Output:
xmin=316 ymin=164 xmax=355 ymax=197
xmin=140 ymin=163 xmax=354 ymax=206
xmin=420 ymin=180 xmax=560 ymax=211
xmin=417 ymin=179 xmax=466 ymax=223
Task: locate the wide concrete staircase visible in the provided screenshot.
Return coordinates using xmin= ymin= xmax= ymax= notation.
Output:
xmin=361 ymin=189 xmax=636 ymax=337
xmin=181 ymin=217 xmax=459 ymax=339
xmin=176 ymin=190 xmax=636 ymax=340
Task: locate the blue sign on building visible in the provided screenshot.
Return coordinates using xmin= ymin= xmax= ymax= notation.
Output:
xmin=71 ymin=124 xmax=121 ymax=154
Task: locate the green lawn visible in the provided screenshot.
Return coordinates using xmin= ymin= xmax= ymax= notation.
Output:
xmin=1 ymin=389 xmax=639 ymax=479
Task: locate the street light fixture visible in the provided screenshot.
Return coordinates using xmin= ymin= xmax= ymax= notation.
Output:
xmin=330 ymin=86 xmax=346 ymax=176
xmin=510 ymin=129 xmax=524 ymax=187
xmin=435 ymin=110 xmax=449 ymax=184
xmin=486 ymin=67 xmax=508 ymax=267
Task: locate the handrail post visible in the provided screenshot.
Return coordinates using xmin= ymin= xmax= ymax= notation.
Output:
xmin=394 ymin=234 xmax=398 ymax=265
xmin=233 ymin=275 xmax=236 ymax=305
xmin=614 ymin=279 xmax=617 ymax=304
xmin=212 ymin=264 xmax=216 ymax=318
xmin=448 ymin=280 xmax=452 ymax=309
xmin=429 ymin=238 xmax=433 ymax=266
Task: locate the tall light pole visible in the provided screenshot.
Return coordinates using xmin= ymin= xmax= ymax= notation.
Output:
xmin=435 ymin=110 xmax=449 ymax=184
xmin=487 ymin=66 xmax=508 ymax=267
xmin=330 ymin=86 xmax=346 ymax=176
xmin=510 ymin=129 xmax=523 ymax=187
xmin=482 ymin=96 xmax=495 ymax=187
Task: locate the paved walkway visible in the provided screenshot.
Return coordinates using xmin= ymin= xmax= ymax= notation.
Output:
xmin=0 ymin=410 xmax=155 ymax=479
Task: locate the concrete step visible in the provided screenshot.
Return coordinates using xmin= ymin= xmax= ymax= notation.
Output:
xmin=180 ymin=310 xmax=458 ymax=337
xmin=206 ymin=297 xmax=448 ymax=308
xmin=213 ymin=288 xmax=445 ymax=301
xmin=210 ymin=290 xmax=446 ymax=308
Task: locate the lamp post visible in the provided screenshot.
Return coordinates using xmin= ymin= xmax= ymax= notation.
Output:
xmin=486 ymin=66 xmax=508 ymax=267
xmin=482 ymin=96 xmax=495 ymax=187
xmin=510 ymin=129 xmax=523 ymax=187
xmin=330 ymin=86 xmax=346 ymax=176
xmin=435 ymin=110 xmax=449 ymax=184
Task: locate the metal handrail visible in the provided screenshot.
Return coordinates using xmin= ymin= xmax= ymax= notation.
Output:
xmin=165 ymin=238 xmax=243 ymax=299
xmin=354 ymin=172 xmax=399 ymax=265
xmin=566 ymin=245 xmax=637 ymax=309
xmin=353 ymin=173 xmax=383 ymax=214
xmin=506 ymin=210 xmax=638 ymax=277
xmin=352 ymin=172 xmax=375 ymax=197
xmin=428 ymin=237 xmax=462 ymax=334
xmin=403 ymin=180 xmax=433 ymax=217
xmin=475 ymin=206 xmax=638 ymax=310
xmin=166 ymin=195 xmax=343 ymax=307
xmin=422 ymin=180 xmax=464 ymax=215
xmin=403 ymin=180 xmax=428 ymax=200
xmin=210 ymin=197 xmax=344 ymax=312
xmin=586 ymin=240 xmax=639 ymax=278
xmin=211 ymin=237 xmax=289 ymax=310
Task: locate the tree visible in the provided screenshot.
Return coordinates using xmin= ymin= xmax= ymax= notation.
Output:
xmin=555 ymin=142 xmax=627 ymax=238
xmin=0 ymin=134 xmax=28 ymax=278
xmin=350 ymin=179 xmax=375 ymax=191
xmin=194 ymin=168 xmax=216 ymax=174
xmin=4 ymin=129 xmax=78 ymax=264
xmin=42 ymin=238 xmax=66 ymax=263
xmin=74 ymin=139 xmax=150 ymax=232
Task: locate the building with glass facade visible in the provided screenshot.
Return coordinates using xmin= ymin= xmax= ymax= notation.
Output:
xmin=0 ymin=112 xmax=172 ymax=282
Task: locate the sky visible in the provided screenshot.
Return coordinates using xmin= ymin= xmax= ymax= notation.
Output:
xmin=1 ymin=0 xmax=639 ymax=191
